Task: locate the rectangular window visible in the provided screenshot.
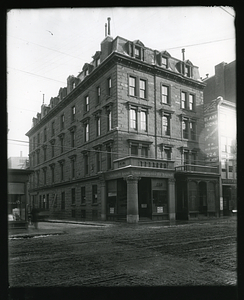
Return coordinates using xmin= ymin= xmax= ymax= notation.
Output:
xmin=81 ymin=187 xmax=86 ymax=204
xmin=131 ymin=145 xmax=138 ymax=156
xmin=60 ymin=137 xmax=64 ymax=153
xmin=92 ymin=185 xmax=97 ymax=204
xmin=139 ymin=79 xmax=146 ymax=98
xmin=162 ymin=56 xmax=168 ymax=68
xmin=85 ymin=123 xmax=89 ymax=142
xmin=51 ymin=144 xmax=55 ymax=158
xmin=72 ymin=209 xmax=76 ymax=218
xmin=96 ymin=117 xmax=101 ymax=136
xmin=107 ymin=145 xmax=112 ymax=170
xmin=37 ymin=151 xmax=40 ymax=164
xmin=107 ymin=110 xmax=112 ymax=131
xmin=140 ymin=110 xmax=147 ymax=131
xmin=162 ymin=114 xmax=170 ymax=136
xmin=33 ymin=137 xmax=36 ymax=149
xmin=84 ymin=154 xmax=89 ymax=175
xmin=129 ymin=76 xmax=136 ymax=96
xmin=85 ymin=95 xmax=89 ymax=112
xmin=60 ymin=163 xmax=64 ymax=181
xmin=37 ymin=133 xmax=40 ymax=146
xmin=37 ymin=171 xmax=39 ymax=186
xmin=46 ymin=194 xmax=49 ymax=209
xmin=190 ymin=121 xmax=196 ymax=140
xmin=61 ymin=192 xmax=65 ymax=210
xmin=81 ymin=209 xmax=86 ymax=219
xmin=107 ymin=77 xmax=112 ymax=96
xmin=221 ymin=159 xmax=226 ymax=172
xmin=191 ymin=152 xmax=197 ymax=164
xmin=51 ymin=167 xmax=55 ymax=183
xmin=95 ymin=57 xmax=100 ymax=67
xmin=51 ymin=121 xmax=55 ymax=136
xmin=185 ymin=65 xmax=191 ymax=77
xmin=97 ymin=86 xmax=101 ymax=103
xmin=221 ymin=136 xmax=227 ymax=152
xmin=71 ymin=188 xmax=75 ymax=205
xmin=43 ymin=168 xmax=46 ymax=185
xmin=189 ymin=94 xmax=195 ymax=110
xmin=162 ymin=85 xmax=169 ymax=104
xmin=60 ymin=114 xmax=65 ymax=130
xmin=141 ymin=146 xmax=148 ymax=157
xmin=130 ymin=108 xmax=137 ymax=130
xmin=43 ymin=147 xmax=47 ymax=161
xmin=227 ymin=138 xmax=232 ymax=153
xmin=44 ymin=128 xmax=47 ymax=142
xmin=181 ymin=92 xmax=186 ymax=109
xmin=184 ymin=151 xmax=189 ymax=164
xmin=71 ymin=159 xmax=75 ymax=178
xmin=71 ymin=131 xmax=75 ymax=148
xmin=71 ymin=106 xmax=76 ymax=121
xmin=96 ymin=150 xmax=101 ymax=172
xmin=182 ymin=119 xmax=188 ymax=139
xmin=164 ymin=148 xmax=171 ymax=160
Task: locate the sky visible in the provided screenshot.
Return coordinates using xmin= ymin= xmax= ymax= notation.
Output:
xmin=7 ymin=6 xmax=236 ymax=158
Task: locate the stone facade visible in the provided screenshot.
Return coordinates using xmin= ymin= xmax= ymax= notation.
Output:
xmin=26 ymin=34 xmax=220 ymax=222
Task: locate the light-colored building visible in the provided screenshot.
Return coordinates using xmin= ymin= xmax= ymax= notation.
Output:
xmin=8 ymin=152 xmax=29 ymax=169
xmin=203 ymin=61 xmax=237 ymax=215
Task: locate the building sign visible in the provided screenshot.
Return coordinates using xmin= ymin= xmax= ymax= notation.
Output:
xmin=141 ymin=204 xmax=147 ymax=208
xmin=157 ymin=206 xmax=163 ymax=213
xmin=204 ymin=113 xmax=219 ymax=162
xmin=152 ymin=179 xmax=167 ymax=190
xmin=222 ymin=179 xmax=236 ymax=184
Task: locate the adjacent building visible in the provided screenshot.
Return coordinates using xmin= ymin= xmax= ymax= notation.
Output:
xmin=203 ymin=61 xmax=237 ymax=216
xmin=8 ymin=169 xmax=33 ymax=228
xmin=8 ymin=152 xmax=29 ymax=169
xmin=26 ymin=20 xmax=220 ymax=223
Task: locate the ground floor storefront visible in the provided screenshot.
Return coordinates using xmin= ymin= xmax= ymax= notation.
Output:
xmin=222 ymin=179 xmax=237 ymax=216
xmin=28 ymin=166 xmax=221 ymax=223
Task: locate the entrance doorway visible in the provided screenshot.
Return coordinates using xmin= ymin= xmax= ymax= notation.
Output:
xmin=138 ymin=178 xmax=151 ymax=219
xmin=199 ymin=181 xmax=207 ymax=215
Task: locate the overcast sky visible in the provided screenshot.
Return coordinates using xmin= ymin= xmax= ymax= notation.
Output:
xmin=7 ymin=7 xmax=235 ymax=158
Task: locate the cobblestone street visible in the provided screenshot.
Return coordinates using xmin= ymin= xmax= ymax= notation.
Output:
xmin=8 ymin=217 xmax=237 ymax=291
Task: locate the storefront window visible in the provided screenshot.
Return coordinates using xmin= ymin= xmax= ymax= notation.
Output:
xmin=151 ymin=179 xmax=168 ymax=213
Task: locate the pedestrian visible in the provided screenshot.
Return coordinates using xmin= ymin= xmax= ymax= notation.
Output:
xmin=31 ymin=207 xmax=39 ymax=229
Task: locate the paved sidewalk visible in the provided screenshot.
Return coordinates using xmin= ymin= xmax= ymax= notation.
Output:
xmin=8 ymin=215 xmax=236 ymax=239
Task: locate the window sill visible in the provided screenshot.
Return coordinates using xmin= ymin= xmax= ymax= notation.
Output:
xmin=92 ymin=203 xmax=98 ymax=206
xmin=80 ymin=203 xmax=86 ymax=206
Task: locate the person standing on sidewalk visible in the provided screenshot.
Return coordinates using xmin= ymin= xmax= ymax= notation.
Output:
xmin=31 ymin=207 xmax=39 ymax=229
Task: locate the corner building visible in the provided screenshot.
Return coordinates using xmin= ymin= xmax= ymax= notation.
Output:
xmin=26 ymin=32 xmax=220 ymax=223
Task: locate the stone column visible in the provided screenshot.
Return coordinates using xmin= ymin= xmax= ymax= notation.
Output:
xmin=168 ymin=178 xmax=176 ymax=220
xmin=99 ymin=174 xmax=106 ymax=221
xmin=125 ymin=175 xmax=140 ymax=223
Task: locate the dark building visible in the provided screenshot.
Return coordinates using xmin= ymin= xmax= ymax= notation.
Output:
xmin=203 ymin=61 xmax=237 ymax=216
xmin=26 ymin=20 xmax=220 ymax=223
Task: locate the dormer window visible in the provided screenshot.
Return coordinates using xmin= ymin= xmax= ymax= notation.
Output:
xmin=184 ymin=60 xmax=193 ymax=78
xmin=161 ymin=56 xmax=168 ymax=68
xmin=95 ymin=57 xmax=100 ymax=67
xmin=84 ymin=69 xmax=88 ymax=76
xmin=127 ymin=40 xmax=144 ymax=61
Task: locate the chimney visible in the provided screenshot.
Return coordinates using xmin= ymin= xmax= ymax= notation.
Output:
xmin=20 ymin=151 xmax=22 ymax=157
xmin=107 ymin=17 xmax=111 ymax=36
xmin=182 ymin=48 xmax=185 ymax=61
xmin=105 ymin=23 xmax=107 ymax=37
